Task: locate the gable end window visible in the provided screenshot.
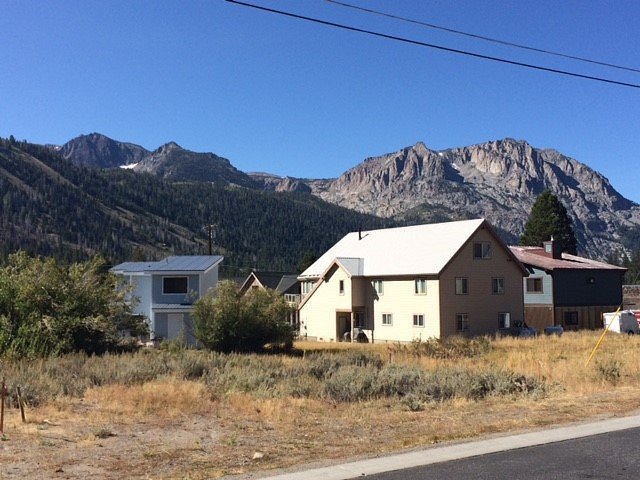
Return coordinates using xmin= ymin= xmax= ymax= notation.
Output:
xmin=413 ymin=314 xmax=425 ymax=327
xmin=382 ymin=313 xmax=393 ymax=326
xmin=526 ymin=277 xmax=543 ymax=293
xmin=339 ymin=280 xmax=345 ymax=295
xmin=414 ymin=279 xmax=427 ymax=295
xmin=163 ymin=276 xmax=188 ymax=294
xmin=372 ymin=279 xmax=384 ymax=295
xmin=491 ymin=277 xmax=505 ymax=295
xmin=473 ymin=242 xmax=492 ymax=259
xmin=455 ymin=277 xmax=469 ymax=295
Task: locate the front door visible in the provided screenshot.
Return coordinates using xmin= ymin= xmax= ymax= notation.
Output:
xmin=337 ymin=314 xmax=351 ymax=342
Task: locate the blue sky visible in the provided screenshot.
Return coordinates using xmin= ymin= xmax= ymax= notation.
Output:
xmin=2 ymin=0 xmax=639 ymax=201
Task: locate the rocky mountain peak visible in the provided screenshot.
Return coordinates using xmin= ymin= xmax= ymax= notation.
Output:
xmin=155 ymin=141 xmax=183 ymax=153
xmin=60 ymin=133 xmax=149 ymax=168
xmin=306 ymin=138 xmax=639 ymax=255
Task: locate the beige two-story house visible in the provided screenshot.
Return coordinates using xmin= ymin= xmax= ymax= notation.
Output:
xmin=298 ymin=219 xmax=527 ymax=342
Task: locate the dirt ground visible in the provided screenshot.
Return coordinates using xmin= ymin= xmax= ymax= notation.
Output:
xmin=2 ymin=389 xmax=640 ymax=480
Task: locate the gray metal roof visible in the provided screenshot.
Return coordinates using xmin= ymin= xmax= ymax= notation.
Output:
xmin=111 ymin=255 xmax=223 ymax=274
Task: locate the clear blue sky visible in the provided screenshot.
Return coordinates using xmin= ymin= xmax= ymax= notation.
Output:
xmin=2 ymin=0 xmax=639 ymax=201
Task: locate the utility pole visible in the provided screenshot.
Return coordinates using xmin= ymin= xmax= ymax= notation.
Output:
xmin=205 ymin=224 xmax=216 ymax=255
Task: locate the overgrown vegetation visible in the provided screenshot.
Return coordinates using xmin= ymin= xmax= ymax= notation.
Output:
xmin=0 ymin=341 xmax=544 ymax=409
xmin=0 ymin=252 xmax=146 ymax=357
xmin=193 ymin=281 xmax=294 ymax=353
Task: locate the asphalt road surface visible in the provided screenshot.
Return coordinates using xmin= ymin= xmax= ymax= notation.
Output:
xmin=263 ymin=416 xmax=640 ymax=480
xmin=359 ymin=427 xmax=640 ymax=480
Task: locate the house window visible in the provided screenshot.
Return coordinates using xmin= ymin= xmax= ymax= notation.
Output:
xmin=414 ymin=279 xmax=427 ymax=295
xmin=382 ymin=313 xmax=393 ymax=326
xmin=413 ymin=314 xmax=425 ymax=327
xmin=339 ymin=280 xmax=345 ymax=295
xmin=498 ymin=312 xmax=511 ymax=329
xmin=456 ymin=313 xmax=469 ymax=332
xmin=372 ymin=279 xmax=384 ymax=295
xmin=301 ymin=281 xmax=313 ymax=295
xmin=491 ymin=277 xmax=505 ymax=295
xmin=473 ymin=242 xmax=492 ymax=259
xmin=455 ymin=277 xmax=469 ymax=295
xmin=354 ymin=312 xmax=365 ymax=328
xmin=526 ymin=277 xmax=543 ymax=293
xmin=564 ymin=311 xmax=579 ymax=326
xmin=163 ymin=276 xmax=188 ymax=294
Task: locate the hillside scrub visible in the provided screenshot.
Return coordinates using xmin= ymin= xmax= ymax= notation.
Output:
xmin=0 ymin=252 xmax=147 ymax=357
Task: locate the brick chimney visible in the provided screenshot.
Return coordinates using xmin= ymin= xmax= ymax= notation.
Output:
xmin=543 ymin=237 xmax=563 ymax=259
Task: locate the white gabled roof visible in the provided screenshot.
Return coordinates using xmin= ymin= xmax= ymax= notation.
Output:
xmin=299 ymin=219 xmax=486 ymax=279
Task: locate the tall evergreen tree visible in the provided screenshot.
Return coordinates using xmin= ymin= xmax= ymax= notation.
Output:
xmin=520 ymin=190 xmax=578 ymax=255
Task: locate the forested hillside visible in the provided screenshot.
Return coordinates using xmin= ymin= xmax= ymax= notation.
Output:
xmin=0 ymin=138 xmax=387 ymax=272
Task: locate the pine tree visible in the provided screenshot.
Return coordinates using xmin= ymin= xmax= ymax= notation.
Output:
xmin=520 ymin=190 xmax=578 ymax=255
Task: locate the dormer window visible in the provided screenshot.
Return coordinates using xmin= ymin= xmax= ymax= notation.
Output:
xmin=163 ymin=276 xmax=188 ymax=294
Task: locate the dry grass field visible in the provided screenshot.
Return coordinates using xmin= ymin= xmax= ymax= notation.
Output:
xmin=1 ymin=331 xmax=640 ymax=479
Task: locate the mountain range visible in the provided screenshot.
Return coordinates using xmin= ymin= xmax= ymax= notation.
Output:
xmin=58 ymin=133 xmax=640 ymax=258
xmin=0 ymin=137 xmax=385 ymax=272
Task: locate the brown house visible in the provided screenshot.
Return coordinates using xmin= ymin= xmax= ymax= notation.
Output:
xmin=510 ymin=241 xmax=626 ymax=332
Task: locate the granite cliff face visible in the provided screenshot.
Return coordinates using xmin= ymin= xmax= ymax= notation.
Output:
xmin=305 ymin=139 xmax=640 ymax=254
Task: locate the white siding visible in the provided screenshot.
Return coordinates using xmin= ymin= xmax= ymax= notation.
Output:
xmin=299 ymin=266 xmax=352 ymax=341
xmin=372 ymin=278 xmax=440 ymax=342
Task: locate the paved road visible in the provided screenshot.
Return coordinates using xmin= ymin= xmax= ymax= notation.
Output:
xmin=362 ymin=427 xmax=640 ymax=480
xmin=261 ymin=415 xmax=640 ymax=480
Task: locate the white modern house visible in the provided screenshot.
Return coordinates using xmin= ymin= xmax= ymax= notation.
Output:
xmin=111 ymin=255 xmax=224 ymax=345
xmin=298 ymin=219 xmax=527 ymax=343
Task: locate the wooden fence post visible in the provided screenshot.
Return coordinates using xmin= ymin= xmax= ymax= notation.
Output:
xmin=0 ymin=377 xmax=5 ymax=435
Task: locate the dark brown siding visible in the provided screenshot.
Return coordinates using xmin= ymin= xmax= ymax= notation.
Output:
xmin=553 ymin=270 xmax=624 ymax=307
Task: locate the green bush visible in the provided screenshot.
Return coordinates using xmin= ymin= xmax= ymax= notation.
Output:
xmin=0 ymin=253 xmax=148 ymax=357
xmin=193 ymin=281 xmax=294 ymax=353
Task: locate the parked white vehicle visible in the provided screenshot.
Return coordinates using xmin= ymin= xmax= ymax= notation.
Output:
xmin=603 ymin=311 xmax=640 ymax=335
